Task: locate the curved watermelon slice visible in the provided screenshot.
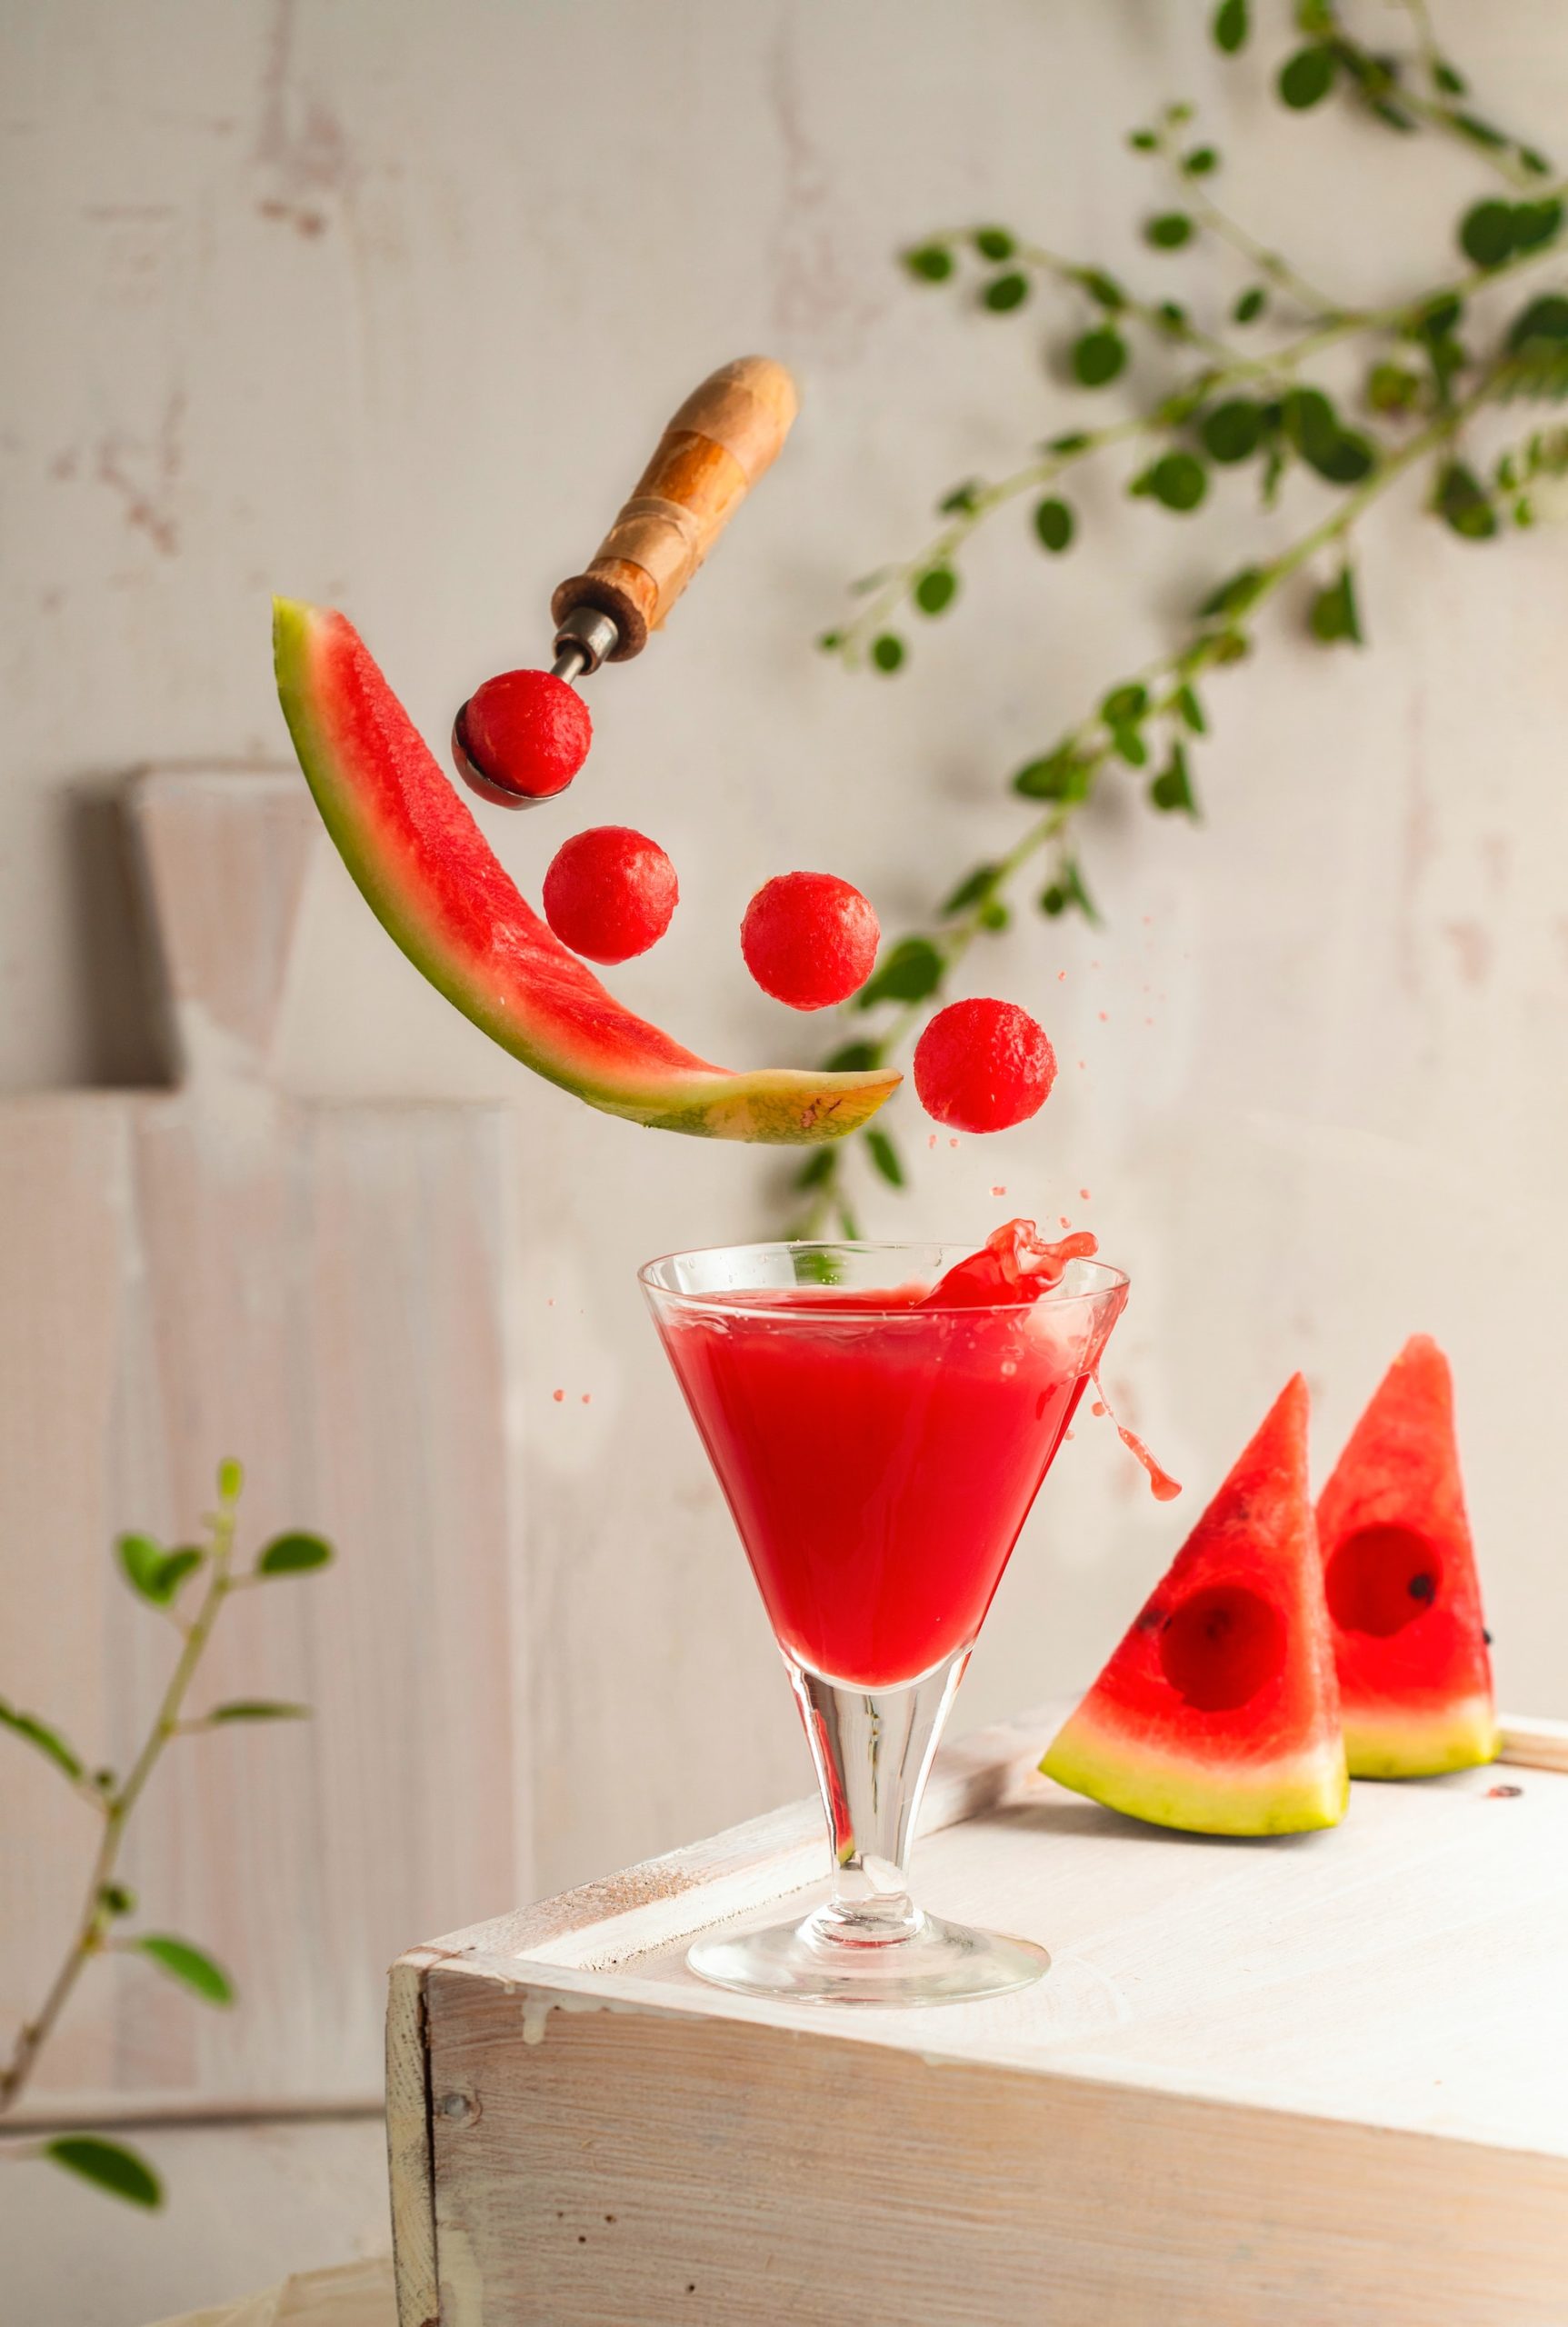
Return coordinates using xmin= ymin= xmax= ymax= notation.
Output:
xmin=1317 ymin=1335 xmax=1498 ymax=1779
xmin=272 ymin=601 xmax=901 ymax=1143
xmin=1041 ymin=1376 xmax=1347 ymax=1835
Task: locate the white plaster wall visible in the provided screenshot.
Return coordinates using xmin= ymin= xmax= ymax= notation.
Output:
xmin=5 ymin=0 xmax=1568 ymax=1913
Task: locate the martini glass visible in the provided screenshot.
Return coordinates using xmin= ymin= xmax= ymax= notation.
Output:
xmin=641 ymin=1238 xmax=1128 ymax=2006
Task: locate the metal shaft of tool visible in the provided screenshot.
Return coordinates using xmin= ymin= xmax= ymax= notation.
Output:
xmin=550 ymin=605 xmax=621 ymax=689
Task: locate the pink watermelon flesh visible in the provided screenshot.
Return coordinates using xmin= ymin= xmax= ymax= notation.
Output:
xmin=1042 ymin=1374 xmax=1347 ymax=1834
xmin=1317 ymin=1335 xmax=1498 ymax=1777
xmin=272 ymin=600 xmax=901 ymax=1143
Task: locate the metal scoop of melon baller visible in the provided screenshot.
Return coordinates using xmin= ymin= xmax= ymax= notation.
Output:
xmin=452 ymin=355 xmax=800 ymax=809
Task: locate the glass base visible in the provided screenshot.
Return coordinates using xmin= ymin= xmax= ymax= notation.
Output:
xmin=687 ymin=1903 xmax=1049 ymax=2008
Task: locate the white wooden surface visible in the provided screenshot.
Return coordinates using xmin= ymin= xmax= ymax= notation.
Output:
xmin=394 ymin=1707 xmax=1568 ymax=2327
xmin=0 ymin=772 xmax=529 ymax=2115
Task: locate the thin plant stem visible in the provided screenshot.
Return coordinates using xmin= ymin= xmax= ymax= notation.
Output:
xmin=0 ymin=1488 xmax=241 ymax=2116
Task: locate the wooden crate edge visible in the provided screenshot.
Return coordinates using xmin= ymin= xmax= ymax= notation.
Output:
xmin=387 ymin=1950 xmax=443 ymax=2327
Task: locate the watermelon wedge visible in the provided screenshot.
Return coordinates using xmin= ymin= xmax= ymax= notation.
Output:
xmin=272 ymin=601 xmax=901 ymax=1143
xmin=1041 ymin=1376 xmax=1347 ymax=1835
xmin=1317 ymin=1336 xmax=1498 ymax=1778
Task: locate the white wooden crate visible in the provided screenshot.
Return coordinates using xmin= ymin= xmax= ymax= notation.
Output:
xmin=388 ymin=1706 xmax=1568 ymax=2327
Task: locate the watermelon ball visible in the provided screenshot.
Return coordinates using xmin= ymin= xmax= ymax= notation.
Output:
xmin=543 ymin=826 xmax=679 ymax=964
xmin=914 ymin=997 xmax=1056 ymax=1133
xmin=453 ymin=668 xmax=592 ymax=807
xmin=740 ymin=873 xmax=880 ymax=1010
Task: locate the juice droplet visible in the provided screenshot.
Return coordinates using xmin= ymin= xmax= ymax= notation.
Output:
xmin=990 ymin=1184 xmax=1007 ymax=1197
xmin=546 ymin=1298 xmax=555 ymax=1308
xmin=949 ymin=1137 xmax=959 ymax=1149
xmin=581 ymin=1393 xmax=592 ymax=1405
xmin=552 ymin=1389 xmax=564 ymax=1403
xmin=928 ymin=1134 xmax=938 ymax=1150
xmin=1097 ymin=1011 xmax=1109 ymax=1023
xmin=1091 ymin=1400 xmax=1106 ymax=1418
xmin=1079 ymin=1187 xmax=1091 ymax=1200
xmin=1092 ymin=1369 xmax=1182 ymax=1501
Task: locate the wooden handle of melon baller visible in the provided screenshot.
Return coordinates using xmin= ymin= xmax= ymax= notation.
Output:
xmin=550 ymin=355 xmax=800 ymax=666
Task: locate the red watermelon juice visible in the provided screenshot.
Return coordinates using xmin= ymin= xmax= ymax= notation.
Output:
xmin=651 ymin=1223 xmax=1126 ymax=1689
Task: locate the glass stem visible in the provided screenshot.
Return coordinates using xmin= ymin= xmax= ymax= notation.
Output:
xmin=789 ymin=1651 xmax=968 ymax=1942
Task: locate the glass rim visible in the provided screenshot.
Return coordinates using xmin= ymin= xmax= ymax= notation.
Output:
xmin=637 ymin=1236 xmax=1129 ymax=1319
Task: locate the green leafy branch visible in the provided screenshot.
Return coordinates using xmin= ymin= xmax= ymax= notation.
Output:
xmin=795 ymin=0 xmax=1565 ymax=1235
xmin=0 ymin=1463 xmax=333 ymax=2210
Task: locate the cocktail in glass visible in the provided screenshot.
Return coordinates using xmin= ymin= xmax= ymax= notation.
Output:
xmin=641 ymin=1231 xmax=1128 ymax=2005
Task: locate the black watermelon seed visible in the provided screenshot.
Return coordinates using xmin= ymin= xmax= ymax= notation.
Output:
xmin=1408 ymin=1573 xmax=1435 ymax=1602
xmin=1486 ymin=1784 xmax=1523 ymax=1799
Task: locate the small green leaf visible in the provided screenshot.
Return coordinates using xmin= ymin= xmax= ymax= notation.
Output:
xmin=1033 ymin=496 xmax=1075 ymax=553
xmin=1044 ymin=430 xmax=1093 ymax=454
xmin=824 ymin=1041 xmax=881 ymax=1074
xmin=1145 ymin=212 xmax=1194 ymax=251
xmin=1434 ymin=459 xmax=1498 ymax=541
xmin=1134 ymin=451 xmax=1208 ymax=512
xmin=133 ymin=1934 xmax=235 ymax=2004
xmin=1510 ymin=295 xmax=1568 ymax=350
xmin=1127 ymin=129 xmax=1160 ymax=154
xmin=1077 ymin=268 xmax=1126 ymax=311
xmin=255 ymin=1532 xmax=334 ymax=1577
xmin=974 ymin=225 xmax=1015 ymax=261
xmin=1013 ymin=746 xmax=1093 ymax=802
xmin=1460 ymin=199 xmax=1516 ymax=268
xmin=816 ymin=630 xmax=843 ymax=653
xmin=794 ymin=1149 xmax=836 ymax=1191
xmin=1365 ymin=362 xmax=1423 ymax=415
xmin=1233 ymin=285 xmax=1268 ymax=325
xmin=1279 ymin=46 xmax=1335 ymax=108
xmin=1111 ymin=724 xmax=1149 ymax=768
xmin=904 ymin=243 xmax=954 ymax=283
xmin=1519 ymin=145 xmax=1553 ymax=178
xmin=1308 ymin=564 xmax=1363 ymax=645
xmin=982 ymin=271 xmax=1030 ymax=313
xmin=1512 ymin=198 xmax=1563 ymax=254
xmin=941 ymin=864 xmax=1001 ymax=915
xmin=216 ymin=1459 xmax=245 ymax=1503
xmin=98 ymin=1883 xmax=137 ymax=1916
xmin=1201 ymin=398 xmax=1264 ymax=464
xmin=1213 ymin=0 xmax=1249 ymax=54
xmin=1156 ymin=301 xmax=1189 ymax=335
xmin=1198 ymin=565 xmax=1265 ymax=618
xmin=864 ymin=1130 xmax=904 ymax=1189
xmin=155 ymin=1548 xmax=205 ymax=1602
xmin=856 ymin=937 xmax=945 ymax=1010
xmin=1433 ymin=59 xmax=1465 ymax=97
xmin=871 ymin=634 xmax=904 ymax=674
xmin=116 ymin=1534 xmax=167 ymax=1604
xmin=1183 ymin=146 xmax=1220 ymax=175
xmin=0 ymin=1699 xmax=85 ymax=1784
xmin=937 ymin=479 xmax=983 ymax=514
xmin=1039 ymin=884 xmax=1067 ymax=916
xmin=1060 ymin=856 xmax=1102 ymax=923
xmin=1072 ymin=328 xmax=1127 ymax=387
xmin=206 ymin=1700 xmax=311 ymax=1723
xmin=1174 ymin=683 xmax=1207 ymax=734
xmin=978 ymin=900 xmax=1010 ymax=933
xmin=1150 ymin=742 xmax=1199 ymax=816
xmin=1102 ymin=683 xmax=1149 ymax=726
xmin=45 ymin=2137 xmax=162 ymax=2211
xmin=914 ymin=565 xmax=958 ymax=615
xmin=1450 ymin=111 xmax=1508 ymax=152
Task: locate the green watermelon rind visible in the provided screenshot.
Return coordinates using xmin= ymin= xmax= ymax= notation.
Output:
xmin=1041 ymin=1712 xmax=1348 ymax=1837
xmin=273 ymin=599 xmax=902 ymax=1145
xmin=1342 ymin=1696 xmax=1500 ymax=1781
